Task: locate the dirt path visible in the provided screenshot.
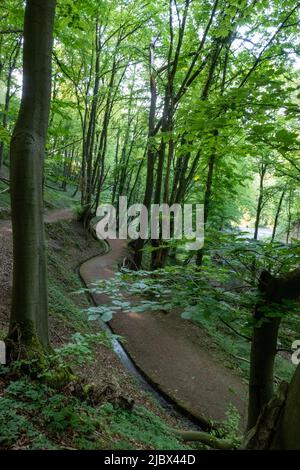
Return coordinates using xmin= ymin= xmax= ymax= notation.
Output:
xmin=80 ymin=239 xmax=248 ymax=428
xmin=0 ymin=207 xmax=74 ymax=235
xmin=0 ymin=209 xmax=247 ymax=427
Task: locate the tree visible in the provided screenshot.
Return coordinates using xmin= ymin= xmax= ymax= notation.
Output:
xmin=132 ymin=39 xmax=157 ymax=269
xmin=271 ymin=357 xmax=300 ymax=449
xmin=244 ymin=267 xmax=300 ymax=446
xmin=0 ymin=35 xmax=21 ymax=171
xmin=271 ymin=188 xmax=285 ymax=242
xmin=7 ymin=0 xmax=56 ymax=359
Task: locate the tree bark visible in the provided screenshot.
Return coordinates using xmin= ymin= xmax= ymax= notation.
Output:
xmin=285 ymin=189 xmax=293 ymax=244
xmin=254 ymin=163 xmax=267 ymax=240
xmin=247 ymin=268 xmax=300 ymax=431
xmin=132 ymin=40 xmax=157 ymax=269
xmin=7 ymin=0 xmax=56 ymax=359
xmin=151 ymin=2 xmax=190 ymax=270
xmin=271 ymin=189 xmax=285 ymax=242
xmin=0 ymin=38 xmax=21 ymax=170
xmin=271 ymin=364 xmax=300 ymax=449
xmin=242 ymin=381 xmax=288 ymax=449
xmin=196 ymin=148 xmax=216 ymax=266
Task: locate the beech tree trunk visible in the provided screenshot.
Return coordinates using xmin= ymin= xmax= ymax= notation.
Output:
xmin=247 ymin=280 xmax=281 ymax=430
xmin=132 ymin=40 xmax=157 ymax=269
xmin=196 ymin=145 xmax=217 ymax=266
xmin=271 ymin=189 xmax=285 ymax=242
xmin=7 ymin=0 xmax=56 ymax=359
xmin=254 ymin=163 xmax=267 ymax=240
xmin=271 ymin=363 xmax=300 ymax=449
xmin=0 ymin=38 xmax=21 ymax=171
xmin=247 ymin=268 xmax=300 ymax=431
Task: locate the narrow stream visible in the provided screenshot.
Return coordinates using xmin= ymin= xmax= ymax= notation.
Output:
xmin=77 ymin=265 xmax=203 ymax=431
xmin=99 ymin=317 xmax=203 ymax=430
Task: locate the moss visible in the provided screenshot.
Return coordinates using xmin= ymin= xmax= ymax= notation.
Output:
xmin=6 ymin=319 xmax=47 ymax=363
xmin=41 ymin=364 xmax=77 ymax=388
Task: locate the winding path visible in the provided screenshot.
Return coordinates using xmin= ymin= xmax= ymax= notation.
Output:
xmin=0 ymin=207 xmax=74 ymax=234
xmin=0 ymin=208 xmax=247 ymax=427
xmin=80 ymin=238 xmax=248 ymax=428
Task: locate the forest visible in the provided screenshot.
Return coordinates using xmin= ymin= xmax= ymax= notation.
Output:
xmin=0 ymin=0 xmax=300 ymax=455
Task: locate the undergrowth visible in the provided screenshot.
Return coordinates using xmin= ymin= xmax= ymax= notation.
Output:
xmin=0 ymin=220 xmax=191 ymax=450
xmin=0 ymin=361 xmax=190 ymax=450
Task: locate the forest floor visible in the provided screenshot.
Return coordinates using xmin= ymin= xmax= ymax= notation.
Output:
xmin=80 ymin=239 xmax=248 ymax=430
xmin=0 ymin=206 xmax=246 ymax=449
xmin=0 ymin=211 xmax=199 ymax=449
xmin=0 ymin=209 xmax=185 ymax=414
xmin=0 ymin=201 xmax=294 ymax=448
xmin=0 ymin=207 xmax=248 ymax=431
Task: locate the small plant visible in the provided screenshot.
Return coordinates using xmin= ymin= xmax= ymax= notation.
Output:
xmin=55 ymin=331 xmax=112 ymax=365
xmin=211 ymin=404 xmax=241 ymax=448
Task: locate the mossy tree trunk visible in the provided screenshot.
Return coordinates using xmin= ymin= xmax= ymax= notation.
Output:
xmin=7 ymin=0 xmax=56 ymax=360
xmin=247 ymin=305 xmax=281 ymax=430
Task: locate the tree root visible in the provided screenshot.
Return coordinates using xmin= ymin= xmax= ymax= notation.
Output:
xmin=135 ymin=404 xmax=239 ymax=449
xmin=171 ymin=429 xmax=240 ymax=450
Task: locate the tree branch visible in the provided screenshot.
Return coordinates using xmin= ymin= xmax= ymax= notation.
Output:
xmin=0 ymin=29 xmax=23 ymax=35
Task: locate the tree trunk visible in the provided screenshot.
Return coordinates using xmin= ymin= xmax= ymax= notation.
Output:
xmin=80 ymin=23 xmax=101 ymax=226
xmin=0 ymin=38 xmax=21 ymax=170
xmin=196 ymin=129 xmax=218 ymax=266
xmin=7 ymin=0 xmax=56 ymax=359
xmin=271 ymin=190 xmax=285 ymax=242
xmin=247 ymin=306 xmax=281 ymax=429
xmin=91 ymin=51 xmax=122 ymax=219
xmin=254 ymin=164 xmax=267 ymax=240
xmin=194 ymin=41 xmax=224 ymax=267
xmin=271 ymin=363 xmax=300 ymax=449
xmin=242 ymin=381 xmax=288 ymax=449
xmin=150 ymin=2 xmax=190 ymax=270
xmin=247 ymin=268 xmax=300 ymax=431
xmin=132 ymin=40 xmax=157 ymax=269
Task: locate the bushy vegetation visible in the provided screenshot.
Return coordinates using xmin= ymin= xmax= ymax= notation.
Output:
xmin=1 ymin=0 xmax=300 ymax=451
xmin=89 ymin=232 xmax=300 ymax=383
xmin=0 ymin=365 xmax=190 ymax=450
xmin=0 ymin=220 xmax=192 ymax=450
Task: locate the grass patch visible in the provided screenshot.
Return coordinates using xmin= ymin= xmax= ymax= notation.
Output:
xmin=44 ymin=185 xmax=79 ymax=210
xmin=99 ymin=403 xmax=191 ymax=450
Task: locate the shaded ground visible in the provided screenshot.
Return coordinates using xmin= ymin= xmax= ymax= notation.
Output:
xmin=0 ymin=209 xmax=74 ymax=334
xmin=0 ymin=208 xmax=247 ymax=432
xmin=0 ymin=213 xmax=188 ymax=434
xmin=80 ymin=239 xmax=248 ymax=428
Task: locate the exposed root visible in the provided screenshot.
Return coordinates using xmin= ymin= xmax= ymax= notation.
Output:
xmin=172 ymin=429 xmax=240 ymax=450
